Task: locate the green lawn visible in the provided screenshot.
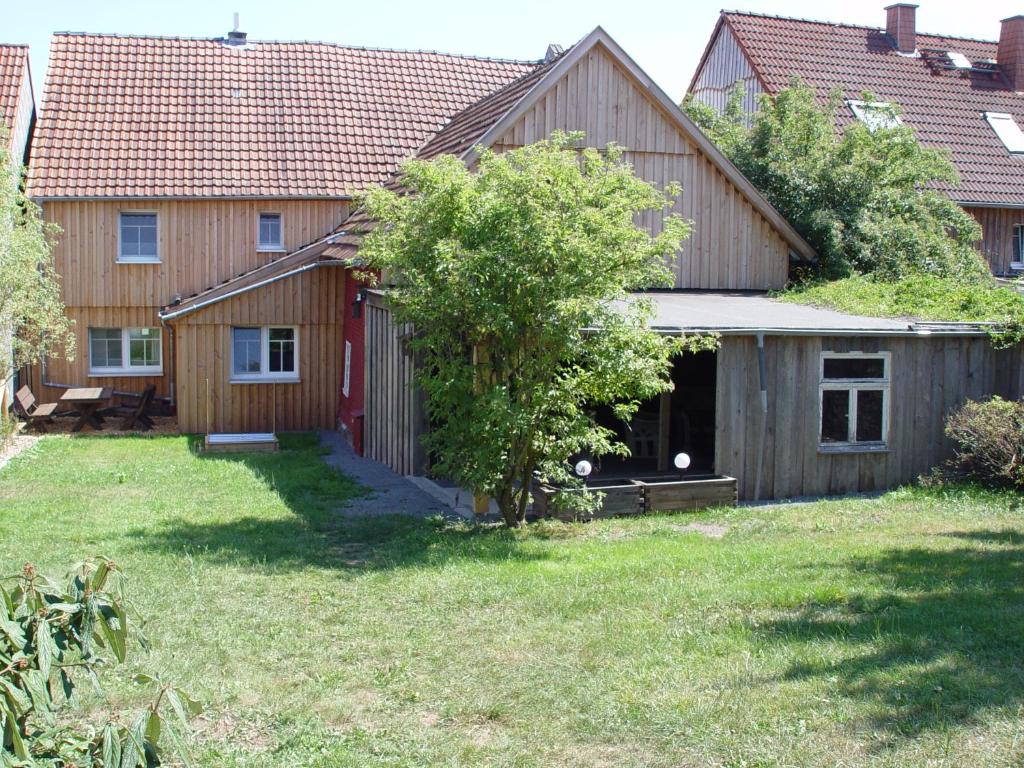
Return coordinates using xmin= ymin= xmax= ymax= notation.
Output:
xmin=2 ymin=434 xmax=1024 ymax=767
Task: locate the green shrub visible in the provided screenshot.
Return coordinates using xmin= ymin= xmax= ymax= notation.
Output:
xmin=1 ymin=558 xmax=200 ymax=767
xmin=943 ymin=397 xmax=1024 ymax=488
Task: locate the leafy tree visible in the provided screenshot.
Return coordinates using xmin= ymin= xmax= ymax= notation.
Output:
xmin=684 ymin=82 xmax=988 ymax=281
xmin=0 ymin=133 xmax=74 ymax=416
xmin=1 ymin=557 xmax=201 ymax=766
xmin=359 ymin=132 xmax=713 ymax=527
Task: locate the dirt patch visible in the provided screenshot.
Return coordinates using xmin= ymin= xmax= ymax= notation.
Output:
xmin=0 ymin=433 xmax=40 ymax=473
xmin=192 ymin=711 xmax=275 ymax=752
xmin=670 ymin=522 xmax=729 ymax=539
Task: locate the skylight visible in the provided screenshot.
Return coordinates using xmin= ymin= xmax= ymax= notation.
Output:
xmin=947 ymin=51 xmax=972 ymax=69
xmin=847 ymin=100 xmax=902 ymax=131
xmin=984 ymin=112 xmax=1024 ymax=154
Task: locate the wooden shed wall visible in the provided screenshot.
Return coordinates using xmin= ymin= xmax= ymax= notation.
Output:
xmin=362 ymin=295 xmax=427 ymax=475
xmin=715 ymin=334 xmax=1024 ymax=500
xmin=173 ymin=266 xmax=345 ymax=433
xmin=43 ymin=199 xmax=349 ymax=308
xmin=490 ymin=44 xmax=789 ymax=290
xmin=965 ymin=206 xmax=1024 ymax=277
xmin=689 ymin=24 xmax=763 ymax=118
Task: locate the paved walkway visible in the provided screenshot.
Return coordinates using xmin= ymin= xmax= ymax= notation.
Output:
xmin=319 ymin=431 xmax=453 ymax=518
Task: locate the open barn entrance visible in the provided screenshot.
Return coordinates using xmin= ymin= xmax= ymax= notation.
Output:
xmin=590 ymin=350 xmax=717 ymax=479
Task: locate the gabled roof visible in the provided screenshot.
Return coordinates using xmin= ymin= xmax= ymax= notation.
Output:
xmin=29 ymin=33 xmax=538 ymax=199
xmin=0 ymin=45 xmax=30 ymax=141
xmin=698 ymin=11 xmax=1024 ymax=207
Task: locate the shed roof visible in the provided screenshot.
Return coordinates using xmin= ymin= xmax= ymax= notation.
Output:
xmin=29 ymin=33 xmax=537 ymax=199
xmin=698 ymin=11 xmax=1024 ymax=206
xmin=634 ymin=291 xmax=992 ymax=337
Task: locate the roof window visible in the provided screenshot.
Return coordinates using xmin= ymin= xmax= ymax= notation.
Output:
xmin=947 ymin=51 xmax=972 ymax=69
xmin=847 ymin=100 xmax=902 ymax=131
xmin=984 ymin=112 xmax=1024 ymax=154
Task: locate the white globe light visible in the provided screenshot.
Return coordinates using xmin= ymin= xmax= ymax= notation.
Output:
xmin=574 ymin=460 xmax=593 ymax=477
xmin=674 ymin=452 xmax=691 ymax=470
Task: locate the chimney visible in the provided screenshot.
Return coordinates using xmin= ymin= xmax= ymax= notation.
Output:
xmin=999 ymin=15 xmax=1024 ymax=91
xmin=885 ymin=4 xmax=918 ymax=54
xmin=225 ymin=12 xmax=247 ymax=46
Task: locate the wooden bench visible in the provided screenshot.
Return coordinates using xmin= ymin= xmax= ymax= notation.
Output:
xmin=103 ymin=384 xmax=157 ymax=431
xmin=13 ymin=386 xmax=59 ymax=431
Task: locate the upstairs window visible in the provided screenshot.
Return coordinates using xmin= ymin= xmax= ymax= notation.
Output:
xmin=984 ymin=112 xmax=1024 ymax=155
xmin=118 ymin=212 xmax=159 ymax=262
xmin=231 ymin=326 xmax=298 ymax=382
xmin=819 ymin=352 xmax=890 ymax=451
xmin=258 ymin=213 xmax=283 ymax=251
xmin=89 ymin=327 xmax=162 ymax=374
xmin=847 ymin=100 xmax=902 ymax=131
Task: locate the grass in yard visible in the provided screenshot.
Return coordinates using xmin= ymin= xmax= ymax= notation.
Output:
xmin=2 ymin=434 xmax=1024 ymax=766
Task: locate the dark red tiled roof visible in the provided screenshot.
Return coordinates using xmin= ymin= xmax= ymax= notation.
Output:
xmin=29 ymin=33 xmax=539 ymax=199
xmin=719 ymin=11 xmax=1024 ymax=206
xmin=0 ymin=45 xmax=29 ymax=138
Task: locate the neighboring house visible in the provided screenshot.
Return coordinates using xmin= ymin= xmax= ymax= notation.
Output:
xmin=23 ymin=24 xmax=1024 ymax=501
xmin=0 ymin=44 xmax=36 ymax=411
xmin=689 ymin=5 xmax=1024 ymax=277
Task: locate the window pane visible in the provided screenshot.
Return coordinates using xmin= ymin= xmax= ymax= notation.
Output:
xmin=128 ymin=328 xmax=160 ymax=367
xmin=120 ymin=213 xmax=157 ymax=259
xmin=856 ymin=389 xmax=884 ymax=442
xmin=268 ymin=328 xmax=295 ymax=373
xmin=1015 ymin=225 xmax=1022 ymax=261
xmin=823 ymin=357 xmax=885 ymax=380
xmin=232 ymin=327 xmax=262 ymax=374
xmin=89 ymin=328 xmax=122 ymax=368
xmin=259 ymin=214 xmax=282 ymax=247
xmin=821 ymin=389 xmax=850 ymax=443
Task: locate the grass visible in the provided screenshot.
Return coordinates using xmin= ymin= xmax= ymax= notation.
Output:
xmin=3 ymin=434 xmax=1024 ymax=766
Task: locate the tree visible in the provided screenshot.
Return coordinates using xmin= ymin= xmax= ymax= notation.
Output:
xmin=359 ymin=132 xmax=712 ymax=527
xmin=0 ymin=133 xmax=74 ymax=417
xmin=684 ymin=82 xmax=988 ymax=281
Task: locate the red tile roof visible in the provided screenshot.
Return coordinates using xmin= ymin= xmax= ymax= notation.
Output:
xmin=714 ymin=11 xmax=1024 ymax=206
xmin=29 ymin=33 xmax=539 ymax=199
xmin=0 ymin=45 xmax=30 ymax=139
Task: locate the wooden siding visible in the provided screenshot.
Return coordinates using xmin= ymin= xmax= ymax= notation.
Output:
xmin=715 ymin=334 xmax=1024 ymax=500
xmin=690 ymin=24 xmax=763 ymax=118
xmin=965 ymin=206 xmax=1024 ymax=276
xmin=174 ymin=266 xmax=345 ymax=433
xmin=363 ymin=294 xmax=427 ymax=475
xmin=490 ymin=44 xmax=789 ymax=290
xmin=44 ymin=199 xmax=349 ymax=308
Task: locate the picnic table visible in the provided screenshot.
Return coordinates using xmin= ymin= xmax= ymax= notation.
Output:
xmin=60 ymin=387 xmax=113 ymax=432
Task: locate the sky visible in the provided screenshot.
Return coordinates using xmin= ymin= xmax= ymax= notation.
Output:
xmin=7 ymin=0 xmax=1024 ymax=105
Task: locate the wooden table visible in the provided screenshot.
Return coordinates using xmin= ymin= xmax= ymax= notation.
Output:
xmin=60 ymin=387 xmax=113 ymax=433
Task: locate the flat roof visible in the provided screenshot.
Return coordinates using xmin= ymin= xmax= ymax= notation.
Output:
xmin=627 ymin=292 xmax=992 ymax=337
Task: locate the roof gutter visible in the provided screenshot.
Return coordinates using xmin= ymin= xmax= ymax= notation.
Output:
xmin=160 ymin=260 xmax=344 ymax=322
xmin=648 ymin=325 xmax=993 ymax=338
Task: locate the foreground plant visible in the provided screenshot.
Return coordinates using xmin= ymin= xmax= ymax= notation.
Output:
xmin=360 ymin=132 xmax=715 ymax=526
xmin=1 ymin=558 xmax=200 ymax=766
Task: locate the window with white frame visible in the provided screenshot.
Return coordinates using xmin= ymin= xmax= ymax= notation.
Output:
xmin=819 ymin=352 xmax=890 ymax=450
xmin=342 ymin=340 xmax=352 ymax=397
xmin=1013 ymin=224 xmax=1023 ymax=267
xmin=231 ymin=326 xmax=298 ymax=381
xmin=118 ymin=212 xmax=159 ymax=262
xmin=257 ymin=213 xmax=283 ymax=251
xmin=89 ymin=327 xmax=162 ymax=374
xmin=847 ymin=100 xmax=902 ymax=131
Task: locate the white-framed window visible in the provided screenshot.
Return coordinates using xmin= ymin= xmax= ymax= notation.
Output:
xmin=88 ymin=327 xmax=162 ymax=375
xmin=1012 ymin=224 xmax=1024 ymax=268
xmin=231 ymin=326 xmax=299 ymax=382
xmin=342 ymin=340 xmax=352 ymax=397
xmin=819 ymin=352 xmax=890 ymax=451
xmin=847 ymin=100 xmax=902 ymax=131
xmin=257 ymin=213 xmax=283 ymax=251
xmin=984 ymin=112 xmax=1024 ymax=155
xmin=118 ymin=212 xmax=159 ymax=263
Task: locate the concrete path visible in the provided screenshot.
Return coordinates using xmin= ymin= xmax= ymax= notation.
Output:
xmin=319 ymin=431 xmax=454 ymax=518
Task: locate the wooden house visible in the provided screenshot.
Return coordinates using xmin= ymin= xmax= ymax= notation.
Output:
xmin=23 ymin=24 xmax=1024 ymax=501
xmin=689 ymin=5 xmax=1024 ymax=277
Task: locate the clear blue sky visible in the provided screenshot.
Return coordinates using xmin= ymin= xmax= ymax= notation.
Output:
xmin=8 ymin=0 xmax=1024 ymax=104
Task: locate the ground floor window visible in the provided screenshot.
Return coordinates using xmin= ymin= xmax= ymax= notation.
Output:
xmin=231 ymin=326 xmax=299 ymax=382
xmin=88 ymin=327 xmax=162 ymax=375
xmin=819 ymin=352 xmax=890 ymax=450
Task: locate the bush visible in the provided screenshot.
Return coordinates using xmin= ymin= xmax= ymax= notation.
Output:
xmin=943 ymin=397 xmax=1024 ymax=488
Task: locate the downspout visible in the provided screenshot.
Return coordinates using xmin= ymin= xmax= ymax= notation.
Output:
xmin=753 ymin=332 xmax=768 ymax=502
xmin=160 ymin=316 xmax=175 ymax=406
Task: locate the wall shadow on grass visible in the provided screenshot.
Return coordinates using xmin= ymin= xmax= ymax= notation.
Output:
xmin=758 ymin=530 xmax=1024 ymax=745
xmin=124 ymin=433 xmax=548 ymax=573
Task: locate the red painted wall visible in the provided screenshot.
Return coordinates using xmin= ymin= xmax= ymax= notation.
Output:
xmin=338 ymin=268 xmax=367 ymax=453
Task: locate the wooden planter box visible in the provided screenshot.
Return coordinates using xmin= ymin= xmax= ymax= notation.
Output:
xmin=533 ymin=474 xmax=737 ymax=520
xmin=636 ymin=474 xmax=737 ymax=513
